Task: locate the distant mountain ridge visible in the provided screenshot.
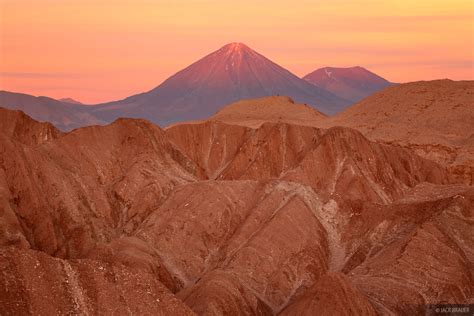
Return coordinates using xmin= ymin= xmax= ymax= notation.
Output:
xmin=0 ymin=44 xmax=398 ymax=129
xmin=303 ymin=66 xmax=394 ymax=102
xmin=0 ymin=45 xmax=448 ymax=133
xmin=0 ymin=91 xmax=104 ymax=131
xmin=91 ymin=43 xmax=351 ymax=125
xmin=59 ymin=97 xmax=83 ymax=105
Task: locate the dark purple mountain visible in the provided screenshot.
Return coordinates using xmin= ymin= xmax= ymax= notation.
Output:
xmin=92 ymin=43 xmax=350 ymax=125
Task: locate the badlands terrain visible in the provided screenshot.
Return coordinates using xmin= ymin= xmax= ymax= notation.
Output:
xmin=0 ymin=80 xmax=473 ymax=315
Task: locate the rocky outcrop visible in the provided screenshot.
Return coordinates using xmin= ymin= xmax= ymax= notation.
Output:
xmin=0 ymin=247 xmax=194 ymax=315
xmin=0 ymin=115 xmax=200 ymax=258
xmin=0 ymin=108 xmax=60 ymax=145
xmin=0 ymin=108 xmax=472 ymax=315
xmin=168 ymin=121 xmax=450 ymax=203
xmin=280 ymin=273 xmax=377 ymax=316
xmin=166 ymin=121 xmax=322 ymax=180
xmin=209 ymin=96 xmax=327 ymax=128
xmin=320 ymin=80 xmax=474 ymax=185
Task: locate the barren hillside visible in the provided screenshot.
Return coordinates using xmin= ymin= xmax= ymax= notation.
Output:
xmin=1 ymin=106 xmax=472 ymax=315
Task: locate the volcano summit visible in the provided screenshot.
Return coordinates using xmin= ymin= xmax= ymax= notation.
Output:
xmin=91 ymin=43 xmax=350 ymax=125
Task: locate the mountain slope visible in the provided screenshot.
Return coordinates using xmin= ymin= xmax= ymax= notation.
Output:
xmin=0 ymin=109 xmax=201 ymax=256
xmin=204 ymin=80 xmax=473 ymax=185
xmin=166 ymin=121 xmax=449 ymax=204
xmin=0 ymin=248 xmax=195 ymax=315
xmin=1 ymin=108 xmax=472 ymax=315
xmin=92 ymin=43 xmax=350 ymax=125
xmin=319 ymin=79 xmax=474 ymax=184
xmin=208 ymin=96 xmax=327 ymax=128
xmin=0 ymin=91 xmax=104 ymax=131
xmin=303 ymin=66 xmax=393 ymax=102
xmin=0 ymin=108 xmax=60 ymax=145
xmin=59 ymin=97 xmax=84 ymax=105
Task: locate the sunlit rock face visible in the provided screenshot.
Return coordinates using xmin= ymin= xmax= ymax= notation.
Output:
xmin=1 ymin=93 xmax=472 ymax=315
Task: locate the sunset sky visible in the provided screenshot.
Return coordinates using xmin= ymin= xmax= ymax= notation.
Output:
xmin=1 ymin=0 xmax=473 ymax=104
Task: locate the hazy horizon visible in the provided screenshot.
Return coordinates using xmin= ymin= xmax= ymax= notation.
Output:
xmin=1 ymin=0 xmax=473 ymax=103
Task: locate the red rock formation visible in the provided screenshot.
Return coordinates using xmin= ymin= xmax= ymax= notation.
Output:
xmin=166 ymin=120 xmax=322 ymax=180
xmin=280 ymin=273 xmax=377 ymax=315
xmin=0 ymin=247 xmax=194 ymax=315
xmin=209 ymin=96 xmax=327 ymax=128
xmin=0 ymin=108 xmax=60 ymax=145
xmin=320 ymin=80 xmax=474 ymax=185
xmin=0 ymin=107 xmax=472 ymax=315
xmin=346 ymin=186 xmax=474 ymax=314
xmin=0 ymin=114 xmax=201 ymax=258
xmin=208 ymin=80 xmax=474 ymax=186
xmin=168 ymin=121 xmax=450 ymax=203
xmin=283 ymin=126 xmax=449 ymax=203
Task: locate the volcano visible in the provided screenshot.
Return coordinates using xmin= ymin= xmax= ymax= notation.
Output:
xmin=303 ymin=66 xmax=393 ymax=102
xmin=92 ymin=43 xmax=350 ymax=126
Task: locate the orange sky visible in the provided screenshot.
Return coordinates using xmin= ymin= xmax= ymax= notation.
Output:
xmin=1 ymin=0 xmax=473 ymax=104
